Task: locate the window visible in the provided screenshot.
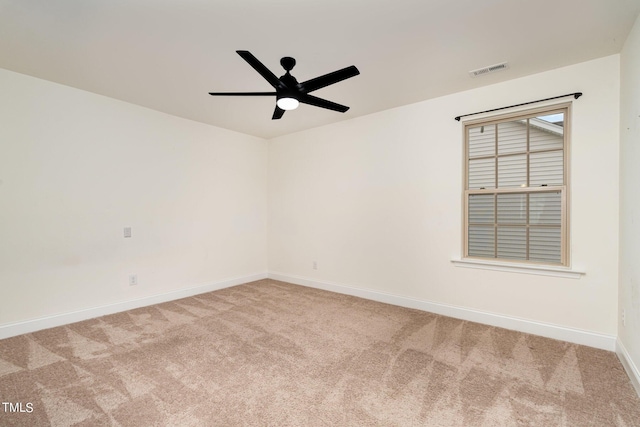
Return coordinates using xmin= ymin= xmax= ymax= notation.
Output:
xmin=463 ymin=104 xmax=569 ymax=266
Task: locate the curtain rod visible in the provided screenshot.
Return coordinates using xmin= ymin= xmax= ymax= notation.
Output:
xmin=454 ymin=92 xmax=582 ymax=121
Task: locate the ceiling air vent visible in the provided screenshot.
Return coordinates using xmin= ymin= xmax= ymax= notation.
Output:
xmin=469 ymin=62 xmax=509 ymax=78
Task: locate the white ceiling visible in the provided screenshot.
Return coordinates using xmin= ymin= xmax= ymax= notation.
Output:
xmin=1 ymin=0 xmax=639 ymax=139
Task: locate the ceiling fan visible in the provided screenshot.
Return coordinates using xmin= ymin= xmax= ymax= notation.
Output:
xmin=209 ymin=50 xmax=360 ymax=120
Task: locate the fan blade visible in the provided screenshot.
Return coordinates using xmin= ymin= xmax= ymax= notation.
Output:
xmin=300 ymin=65 xmax=360 ymax=93
xmin=272 ymin=106 xmax=285 ymax=120
xmin=236 ymin=50 xmax=284 ymax=90
xmin=298 ymin=94 xmax=349 ymax=113
xmin=209 ymin=92 xmax=276 ymax=96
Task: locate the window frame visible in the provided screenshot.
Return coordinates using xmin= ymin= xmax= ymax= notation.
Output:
xmin=462 ymin=102 xmax=571 ymax=267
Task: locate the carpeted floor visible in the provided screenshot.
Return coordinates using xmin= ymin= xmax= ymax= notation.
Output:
xmin=1 ymin=279 xmax=639 ymax=426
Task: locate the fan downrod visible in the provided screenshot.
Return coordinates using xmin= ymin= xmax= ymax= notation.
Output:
xmin=280 ymin=57 xmax=296 ymax=72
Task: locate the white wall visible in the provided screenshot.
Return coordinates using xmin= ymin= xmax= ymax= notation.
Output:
xmin=0 ymin=68 xmax=268 ymax=330
xmin=0 ymin=53 xmax=625 ymax=352
xmin=269 ymin=55 xmax=620 ymax=346
xmin=619 ymin=14 xmax=640 ymax=388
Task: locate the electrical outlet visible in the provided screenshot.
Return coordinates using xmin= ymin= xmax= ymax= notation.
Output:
xmin=129 ymin=274 xmax=138 ymax=286
xmin=313 ymin=261 xmax=318 ymax=270
xmin=622 ymin=309 xmax=626 ymax=327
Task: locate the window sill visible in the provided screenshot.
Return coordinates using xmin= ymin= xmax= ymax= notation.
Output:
xmin=451 ymin=258 xmax=585 ymax=279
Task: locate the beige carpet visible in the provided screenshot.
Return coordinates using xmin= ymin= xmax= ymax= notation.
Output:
xmin=1 ymin=279 xmax=639 ymax=426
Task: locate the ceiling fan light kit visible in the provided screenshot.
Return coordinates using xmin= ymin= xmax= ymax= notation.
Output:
xmin=209 ymin=50 xmax=360 ymax=120
xmin=276 ymin=97 xmax=299 ymax=110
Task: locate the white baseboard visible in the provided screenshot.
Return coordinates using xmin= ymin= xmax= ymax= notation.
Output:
xmin=268 ymin=272 xmax=617 ymax=351
xmin=0 ymin=272 xmax=268 ymax=340
xmin=617 ymin=338 xmax=640 ymax=397
xmin=1 ymin=271 xmax=619 ymax=354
